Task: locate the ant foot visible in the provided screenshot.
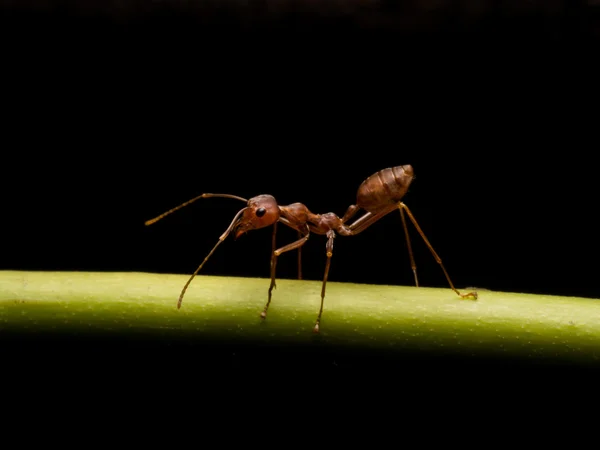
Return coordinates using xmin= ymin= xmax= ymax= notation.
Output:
xmin=460 ymin=292 xmax=478 ymax=300
xmin=260 ymin=311 xmax=267 ymax=319
xmin=313 ymin=322 xmax=320 ymax=333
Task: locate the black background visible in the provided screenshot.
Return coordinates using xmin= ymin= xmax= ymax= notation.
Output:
xmin=1 ymin=0 xmax=600 ymax=412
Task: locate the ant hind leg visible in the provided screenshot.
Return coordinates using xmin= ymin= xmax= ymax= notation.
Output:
xmin=399 ymin=206 xmax=419 ymax=287
xmin=297 ymin=231 xmax=303 ymax=280
xmin=398 ymin=202 xmax=478 ymax=300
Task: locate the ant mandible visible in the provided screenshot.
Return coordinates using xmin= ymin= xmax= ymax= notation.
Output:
xmin=145 ymin=165 xmax=478 ymax=333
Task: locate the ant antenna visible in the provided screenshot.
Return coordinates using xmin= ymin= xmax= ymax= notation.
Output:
xmin=145 ymin=193 xmax=248 ymax=226
xmin=177 ymin=206 xmax=248 ymax=309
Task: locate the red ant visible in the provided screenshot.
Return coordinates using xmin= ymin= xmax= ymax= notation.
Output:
xmin=145 ymin=165 xmax=478 ymax=333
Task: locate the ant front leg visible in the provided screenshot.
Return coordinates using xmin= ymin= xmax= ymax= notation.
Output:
xmin=269 ymin=222 xmax=279 ymax=293
xmin=314 ymin=229 xmax=335 ymax=333
xmin=262 ymin=227 xmax=310 ymax=320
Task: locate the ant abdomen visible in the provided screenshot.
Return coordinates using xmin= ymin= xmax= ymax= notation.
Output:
xmin=356 ymin=165 xmax=415 ymax=214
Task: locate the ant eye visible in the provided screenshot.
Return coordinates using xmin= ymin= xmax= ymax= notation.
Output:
xmin=256 ymin=207 xmax=266 ymax=218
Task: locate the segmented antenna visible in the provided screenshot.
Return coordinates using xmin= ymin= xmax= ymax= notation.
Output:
xmin=145 ymin=193 xmax=248 ymax=226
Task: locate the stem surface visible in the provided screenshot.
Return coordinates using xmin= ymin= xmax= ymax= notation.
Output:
xmin=2 ymin=271 xmax=600 ymax=366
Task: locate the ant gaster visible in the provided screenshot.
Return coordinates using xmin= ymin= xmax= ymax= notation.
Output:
xmin=145 ymin=165 xmax=478 ymax=333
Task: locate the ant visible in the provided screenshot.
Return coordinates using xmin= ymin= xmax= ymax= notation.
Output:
xmin=145 ymin=165 xmax=478 ymax=333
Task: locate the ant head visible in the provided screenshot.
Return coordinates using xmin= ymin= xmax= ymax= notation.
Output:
xmin=234 ymin=194 xmax=280 ymax=239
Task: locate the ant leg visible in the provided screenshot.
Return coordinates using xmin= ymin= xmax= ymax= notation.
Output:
xmin=314 ymin=230 xmax=335 ymax=333
xmin=297 ymin=231 xmax=303 ymax=280
xmin=268 ymin=222 xmax=278 ymax=293
xmin=399 ymin=207 xmax=419 ymax=287
xmin=262 ymin=230 xmax=310 ymax=320
xmin=176 ymin=207 xmax=248 ymax=309
xmin=398 ymin=202 xmax=478 ymax=300
xmin=279 ymin=217 xmax=304 ymax=279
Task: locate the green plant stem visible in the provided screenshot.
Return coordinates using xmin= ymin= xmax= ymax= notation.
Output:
xmin=1 ymin=270 xmax=600 ymax=364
